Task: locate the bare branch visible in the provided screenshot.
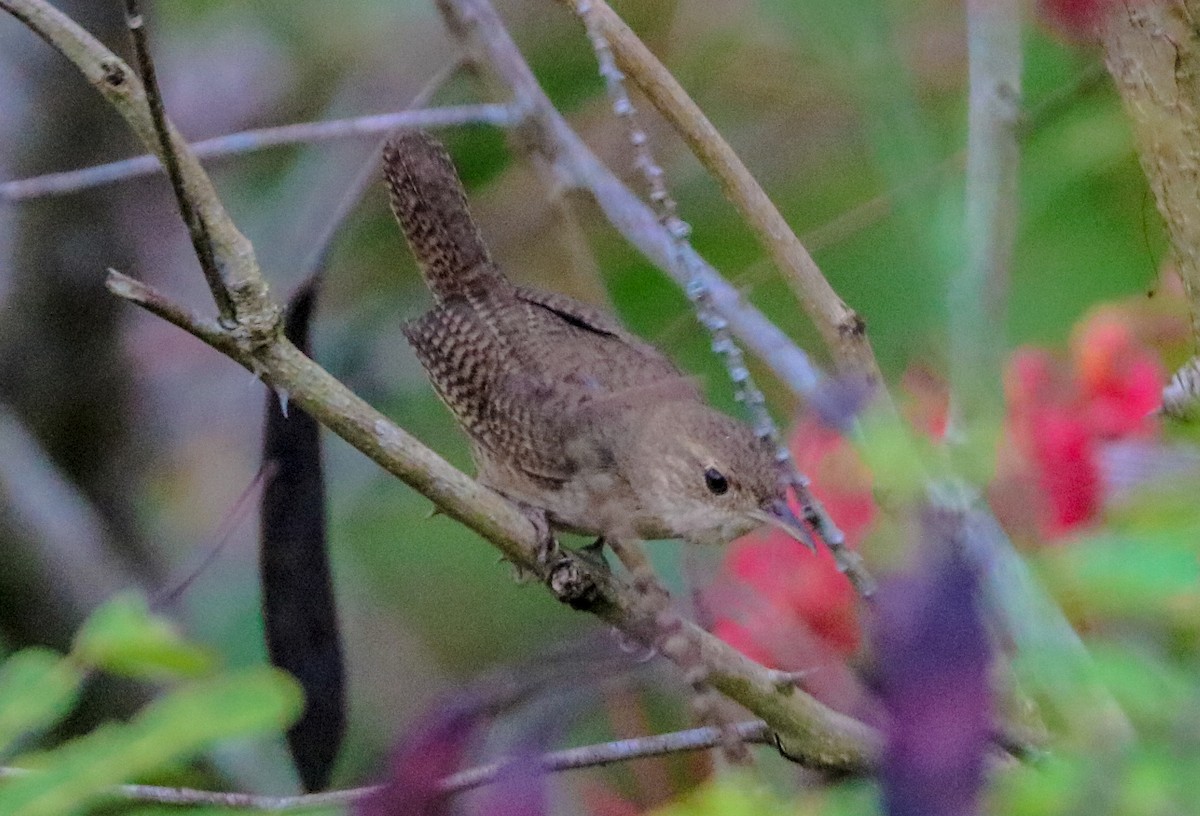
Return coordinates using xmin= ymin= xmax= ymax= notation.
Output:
xmin=104 ymin=270 xmax=241 ymax=359
xmin=0 ymin=722 xmax=772 ymax=811
xmin=0 ymin=102 xmax=517 ymax=203
xmin=121 ymin=0 xmax=232 ymax=322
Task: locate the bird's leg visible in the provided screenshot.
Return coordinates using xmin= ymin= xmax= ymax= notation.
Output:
xmin=522 ymin=504 xmax=559 ymax=568
xmin=497 ymin=503 xmax=559 ymax=585
xmin=575 ymin=536 xmax=611 ymax=573
xmin=504 ymin=504 xmax=604 ymax=610
xmin=606 ymin=540 xmax=750 ymax=765
xmin=607 ymin=538 xmax=670 ymax=609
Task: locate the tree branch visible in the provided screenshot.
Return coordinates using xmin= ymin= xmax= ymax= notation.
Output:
xmin=2 ymin=0 xmax=878 ymax=770
xmin=122 ymin=0 xmax=232 ymax=322
xmin=953 ymin=0 xmax=1022 ymax=421
xmin=0 ymin=102 xmax=517 ymax=202
xmin=0 ymin=721 xmax=773 ymax=811
xmin=1102 ymin=0 xmax=1200 ymax=419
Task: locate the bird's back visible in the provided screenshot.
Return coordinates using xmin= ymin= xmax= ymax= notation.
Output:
xmin=386 ymin=131 xmax=700 ymax=505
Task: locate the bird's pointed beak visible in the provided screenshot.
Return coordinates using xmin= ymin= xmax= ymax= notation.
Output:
xmin=752 ymin=499 xmax=817 ymax=552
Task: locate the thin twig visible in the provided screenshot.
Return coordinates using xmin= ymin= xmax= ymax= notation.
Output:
xmin=556 ymin=0 xmax=881 ymax=386
xmin=121 ymin=0 xmax=233 ymax=323
xmin=104 ymin=270 xmax=241 ymax=357
xmin=0 ymin=103 xmax=516 ymax=203
xmin=0 ymin=722 xmax=771 ymax=811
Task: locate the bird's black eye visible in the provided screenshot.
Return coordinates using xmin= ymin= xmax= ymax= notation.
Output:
xmin=704 ymin=467 xmax=729 ymax=495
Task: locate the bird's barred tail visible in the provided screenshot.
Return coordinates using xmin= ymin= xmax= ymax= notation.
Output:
xmin=382 ymin=130 xmax=506 ymax=301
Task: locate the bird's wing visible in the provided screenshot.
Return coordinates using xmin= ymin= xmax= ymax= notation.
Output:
xmin=404 ymin=300 xmax=576 ymax=483
xmin=511 ymin=287 xmax=696 ymax=396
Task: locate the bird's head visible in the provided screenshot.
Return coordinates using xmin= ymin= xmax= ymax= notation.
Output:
xmin=625 ymin=402 xmax=810 ymax=547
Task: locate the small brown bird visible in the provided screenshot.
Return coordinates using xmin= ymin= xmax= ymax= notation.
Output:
xmin=384 ymin=131 xmax=806 ymax=551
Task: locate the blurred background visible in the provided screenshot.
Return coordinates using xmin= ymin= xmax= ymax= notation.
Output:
xmin=0 ymin=0 xmax=1167 ymax=801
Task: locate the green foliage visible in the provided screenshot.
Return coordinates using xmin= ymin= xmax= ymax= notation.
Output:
xmin=988 ymin=489 xmax=1200 ymax=814
xmin=648 ymin=774 xmax=797 ymax=816
xmin=0 ymin=594 xmax=303 ymax=816
xmin=0 ymin=649 xmax=84 ymax=758
xmin=73 ymin=593 xmax=216 ymax=680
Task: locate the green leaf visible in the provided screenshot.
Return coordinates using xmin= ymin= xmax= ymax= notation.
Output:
xmin=72 ymin=593 xmax=216 ymax=679
xmin=1039 ymin=531 xmax=1200 ymax=622
xmin=0 ymin=649 xmax=85 ymax=757
xmin=1087 ymin=644 xmax=1198 ymax=734
xmin=990 ymin=755 xmax=1089 ymax=815
xmin=0 ymin=666 xmax=303 ymax=816
xmin=650 ymin=774 xmax=797 ymax=816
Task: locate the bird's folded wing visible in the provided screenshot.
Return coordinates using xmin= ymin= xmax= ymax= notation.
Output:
xmin=404 ymin=301 xmax=575 ymax=483
xmin=511 ymin=287 xmax=692 ymax=394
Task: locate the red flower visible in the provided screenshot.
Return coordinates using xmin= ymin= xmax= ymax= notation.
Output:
xmin=1072 ymin=312 xmax=1162 ymax=440
xmin=1037 ymin=0 xmax=1112 ymax=42
xmin=1002 ymin=310 xmax=1164 ymax=539
xmin=711 ymin=418 xmax=873 ymax=670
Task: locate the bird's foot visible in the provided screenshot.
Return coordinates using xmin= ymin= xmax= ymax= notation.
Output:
xmin=506 ymin=502 xmax=559 ymax=568
xmin=607 ymin=539 xmax=670 ymax=609
xmin=507 ymin=503 xmax=603 ymax=609
xmin=575 ymin=537 xmax=611 ymax=573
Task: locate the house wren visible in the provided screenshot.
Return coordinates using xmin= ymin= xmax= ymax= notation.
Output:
xmin=383 ymin=131 xmax=807 ymax=552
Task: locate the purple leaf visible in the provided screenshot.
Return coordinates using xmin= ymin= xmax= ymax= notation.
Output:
xmin=355 ymin=696 xmax=491 ymax=816
xmin=472 ymin=730 xmax=550 ymax=816
xmin=872 ymin=509 xmax=992 ymax=816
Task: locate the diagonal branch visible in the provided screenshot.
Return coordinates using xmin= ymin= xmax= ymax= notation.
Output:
xmin=121 ymin=0 xmax=232 ymax=322
xmin=434 ymin=0 xmax=828 ymax=402
xmin=557 ymin=0 xmax=880 ymax=385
